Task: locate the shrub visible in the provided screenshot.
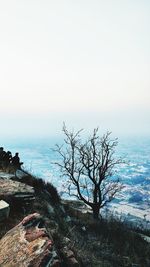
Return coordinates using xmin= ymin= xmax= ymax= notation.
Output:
xmin=12 ymin=170 xmax=60 ymax=204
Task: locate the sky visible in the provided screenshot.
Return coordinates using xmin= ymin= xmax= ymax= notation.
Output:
xmin=0 ymin=0 xmax=150 ymax=138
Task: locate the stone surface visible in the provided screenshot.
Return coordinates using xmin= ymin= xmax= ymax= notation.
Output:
xmin=0 ymin=177 xmax=35 ymax=206
xmin=0 ymin=171 xmax=15 ymax=179
xmin=61 ymin=246 xmax=79 ymax=267
xmin=16 ymin=169 xmax=29 ymax=178
xmin=0 ymin=200 xmax=10 ymax=221
xmin=0 ymin=213 xmax=60 ymax=267
xmin=62 ymin=200 xmax=92 ymax=222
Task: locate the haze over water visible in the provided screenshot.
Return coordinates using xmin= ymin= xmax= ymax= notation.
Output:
xmin=1 ymin=136 xmax=150 ymax=203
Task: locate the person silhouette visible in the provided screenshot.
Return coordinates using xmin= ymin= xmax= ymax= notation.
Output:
xmin=0 ymin=147 xmax=4 ymax=160
xmin=12 ymin=152 xmax=23 ymax=170
xmin=3 ymin=151 xmax=12 ymax=170
xmin=0 ymin=147 xmax=5 ymax=169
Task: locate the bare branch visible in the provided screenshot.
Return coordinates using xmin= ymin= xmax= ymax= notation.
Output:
xmin=53 ymin=125 xmax=125 ymax=219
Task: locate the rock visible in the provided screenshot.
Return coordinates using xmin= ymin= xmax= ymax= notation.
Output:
xmin=0 ymin=213 xmax=60 ymax=267
xmin=61 ymin=246 xmax=79 ymax=267
xmin=81 ymin=226 xmax=86 ymax=232
xmin=0 ymin=177 xmax=35 ymax=206
xmin=0 ymin=200 xmax=10 ymax=221
xmin=0 ymin=171 xmax=15 ymax=179
xmin=63 ymin=237 xmax=71 ymax=246
xmin=140 ymin=233 xmax=150 ymax=243
xmin=63 ymin=249 xmax=74 ymax=258
xmin=16 ymin=169 xmax=29 ymax=179
xmin=62 ymin=200 xmax=92 ymax=222
xmin=66 ymin=257 xmax=79 ymax=267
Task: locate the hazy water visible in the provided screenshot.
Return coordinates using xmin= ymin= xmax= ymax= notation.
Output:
xmin=1 ymin=136 xmax=150 ymax=203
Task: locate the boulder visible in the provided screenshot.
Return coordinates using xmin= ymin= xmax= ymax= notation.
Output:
xmin=0 ymin=213 xmax=60 ymax=267
xmin=0 ymin=200 xmax=10 ymax=221
xmin=61 ymin=246 xmax=79 ymax=267
xmin=0 ymin=177 xmax=35 ymax=206
xmin=63 ymin=200 xmax=92 ymax=222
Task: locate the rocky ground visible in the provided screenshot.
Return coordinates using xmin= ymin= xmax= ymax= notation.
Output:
xmin=0 ymin=171 xmax=150 ymax=267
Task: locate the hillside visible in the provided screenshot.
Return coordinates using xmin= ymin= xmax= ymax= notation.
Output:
xmin=0 ymin=170 xmax=150 ymax=267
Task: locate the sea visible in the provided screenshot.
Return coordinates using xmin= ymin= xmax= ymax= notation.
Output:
xmin=1 ymin=135 xmax=150 ymax=225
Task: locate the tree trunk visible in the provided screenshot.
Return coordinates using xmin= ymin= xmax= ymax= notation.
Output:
xmin=92 ymin=204 xmax=100 ymax=220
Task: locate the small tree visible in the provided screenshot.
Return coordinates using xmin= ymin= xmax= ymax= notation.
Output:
xmin=54 ymin=124 xmax=124 ymax=219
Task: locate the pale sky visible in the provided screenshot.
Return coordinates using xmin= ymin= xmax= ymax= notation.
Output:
xmin=0 ymin=0 xmax=150 ymax=138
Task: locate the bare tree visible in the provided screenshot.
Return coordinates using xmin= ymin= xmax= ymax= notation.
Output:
xmin=54 ymin=124 xmax=124 ymax=219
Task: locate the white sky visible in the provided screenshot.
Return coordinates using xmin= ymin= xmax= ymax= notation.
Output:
xmin=0 ymin=0 xmax=150 ymax=137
